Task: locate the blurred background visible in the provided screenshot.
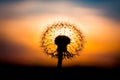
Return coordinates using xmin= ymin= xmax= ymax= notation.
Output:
xmin=0 ymin=0 xmax=120 ymax=79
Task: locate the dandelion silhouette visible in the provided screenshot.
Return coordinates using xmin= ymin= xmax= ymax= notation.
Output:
xmin=42 ymin=21 xmax=84 ymax=70
xmin=55 ymin=35 xmax=71 ymax=70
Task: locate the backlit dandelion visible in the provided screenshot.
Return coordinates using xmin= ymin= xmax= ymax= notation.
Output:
xmin=42 ymin=21 xmax=84 ymax=59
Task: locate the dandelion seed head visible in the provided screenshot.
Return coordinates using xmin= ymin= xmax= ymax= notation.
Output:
xmin=42 ymin=21 xmax=84 ymax=59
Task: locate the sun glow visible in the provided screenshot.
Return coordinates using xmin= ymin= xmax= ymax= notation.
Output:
xmin=42 ymin=21 xmax=84 ymax=59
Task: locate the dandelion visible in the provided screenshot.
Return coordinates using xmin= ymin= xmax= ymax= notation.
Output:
xmin=41 ymin=21 xmax=84 ymax=70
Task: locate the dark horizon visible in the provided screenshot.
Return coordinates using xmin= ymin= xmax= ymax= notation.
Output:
xmin=0 ymin=62 xmax=119 ymax=80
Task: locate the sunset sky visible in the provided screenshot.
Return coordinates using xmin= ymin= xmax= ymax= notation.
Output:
xmin=0 ymin=0 xmax=120 ymax=67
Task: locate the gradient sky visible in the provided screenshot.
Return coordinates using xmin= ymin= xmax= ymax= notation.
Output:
xmin=0 ymin=0 xmax=120 ymax=67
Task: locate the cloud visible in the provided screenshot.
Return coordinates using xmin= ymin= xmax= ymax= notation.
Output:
xmin=0 ymin=0 xmax=120 ymax=21
xmin=0 ymin=0 xmax=23 ymax=4
xmin=0 ymin=36 xmax=27 ymax=56
xmin=71 ymin=0 xmax=120 ymax=21
xmin=0 ymin=35 xmax=31 ymax=63
xmin=0 ymin=35 xmax=49 ymax=66
xmin=0 ymin=0 xmax=103 ymax=19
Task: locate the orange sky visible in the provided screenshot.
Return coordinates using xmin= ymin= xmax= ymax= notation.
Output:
xmin=0 ymin=1 xmax=120 ymax=67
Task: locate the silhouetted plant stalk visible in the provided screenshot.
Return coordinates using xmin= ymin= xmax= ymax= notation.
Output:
xmin=55 ymin=36 xmax=71 ymax=71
